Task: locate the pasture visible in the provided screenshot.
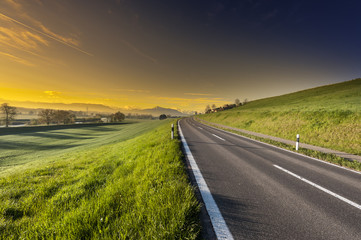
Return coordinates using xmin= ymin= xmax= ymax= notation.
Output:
xmin=0 ymin=121 xmax=162 ymax=175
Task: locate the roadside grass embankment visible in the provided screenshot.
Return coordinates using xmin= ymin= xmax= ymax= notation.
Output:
xmin=198 ymin=78 xmax=361 ymax=157
xmin=199 ymin=121 xmax=361 ymax=171
xmin=0 ymin=120 xmax=200 ymax=239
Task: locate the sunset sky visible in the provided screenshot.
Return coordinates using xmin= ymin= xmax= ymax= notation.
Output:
xmin=1 ymin=0 xmax=361 ymax=112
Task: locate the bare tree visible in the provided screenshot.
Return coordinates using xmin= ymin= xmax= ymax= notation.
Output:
xmin=235 ymin=98 xmax=241 ymax=106
xmin=38 ymin=109 xmax=55 ymax=125
xmin=243 ymin=98 xmax=248 ymax=105
xmin=211 ymin=104 xmax=216 ymax=110
xmin=1 ymin=103 xmax=17 ymax=127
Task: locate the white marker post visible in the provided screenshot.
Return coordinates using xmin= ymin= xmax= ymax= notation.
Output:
xmin=296 ymin=134 xmax=300 ymax=151
xmin=171 ymin=124 xmax=174 ymax=139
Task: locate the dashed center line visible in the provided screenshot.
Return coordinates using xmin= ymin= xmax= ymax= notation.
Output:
xmin=212 ymin=134 xmax=225 ymax=141
xmin=274 ymin=164 xmax=361 ymax=211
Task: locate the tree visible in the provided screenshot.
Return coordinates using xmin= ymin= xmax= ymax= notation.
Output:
xmin=54 ymin=110 xmax=75 ymax=124
xmin=38 ymin=109 xmax=55 ymax=125
xmin=1 ymin=103 xmax=17 ymax=127
xmin=113 ymin=111 xmax=125 ymax=122
xmin=205 ymin=105 xmax=211 ymax=113
xmin=211 ymin=104 xmax=216 ymax=110
xmin=243 ymin=98 xmax=248 ymax=105
xmin=159 ymin=114 xmax=167 ymax=120
xmin=235 ymin=98 xmax=241 ymax=106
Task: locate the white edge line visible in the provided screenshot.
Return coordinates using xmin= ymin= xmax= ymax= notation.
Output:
xmin=274 ymin=164 xmax=361 ymax=210
xmin=179 ymin=120 xmax=234 ymax=240
xmin=212 ymin=134 xmax=225 ymax=141
xmin=194 ymin=119 xmax=361 ymax=175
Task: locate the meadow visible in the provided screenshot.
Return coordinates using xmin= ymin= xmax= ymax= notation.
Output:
xmin=198 ymin=78 xmax=361 ymax=156
xmin=0 ymin=121 xmax=163 ymax=175
xmin=0 ymin=120 xmax=200 ymax=239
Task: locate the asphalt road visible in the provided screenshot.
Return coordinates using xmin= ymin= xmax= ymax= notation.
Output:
xmin=179 ymin=117 xmax=361 ymax=240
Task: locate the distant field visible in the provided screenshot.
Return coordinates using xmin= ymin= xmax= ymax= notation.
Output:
xmin=198 ymin=78 xmax=361 ymax=155
xmin=0 ymin=121 xmax=163 ymax=175
xmin=0 ymin=120 xmax=200 ymax=239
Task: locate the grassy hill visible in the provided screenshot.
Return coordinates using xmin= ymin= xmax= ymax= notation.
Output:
xmin=198 ymin=78 xmax=361 ymax=155
xmin=0 ymin=120 xmax=200 ymax=239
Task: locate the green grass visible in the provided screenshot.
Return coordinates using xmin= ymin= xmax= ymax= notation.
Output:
xmin=0 ymin=120 xmax=200 ymax=239
xmin=209 ymin=124 xmax=361 ymax=171
xmin=0 ymin=120 xmax=165 ymax=175
xmin=198 ymin=78 xmax=361 ymax=155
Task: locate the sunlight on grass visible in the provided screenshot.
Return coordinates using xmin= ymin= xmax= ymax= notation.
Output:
xmin=0 ymin=120 xmax=165 ymax=175
xmin=0 ymin=120 xmax=200 ymax=239
xmin=198 ymin=78 xmax=361 ymax=156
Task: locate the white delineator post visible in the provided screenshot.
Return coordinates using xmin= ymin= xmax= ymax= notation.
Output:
xmin=296 ymin=134 xmax=300 ymax=151
xmin=171 ymin=124 xmax=174 ymax=139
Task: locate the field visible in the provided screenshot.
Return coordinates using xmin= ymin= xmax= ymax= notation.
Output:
xmin=198 ymin=78 xmax=361 ymax=155
xmin=0 ymin=120 xmax=200 ymax=239
xmin=0 ymin=121 xmax=164 ymax=175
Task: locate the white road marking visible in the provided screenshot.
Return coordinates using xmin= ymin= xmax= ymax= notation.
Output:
xmin=212 ymin=134 xmax=225 ymax=141
xmin=274 ymin=164 xmax=361 ymax=211
xmin=179 ymin=120 xmax=234 ymax=240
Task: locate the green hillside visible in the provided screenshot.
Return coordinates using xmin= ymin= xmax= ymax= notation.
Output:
xmin=198 ymin=78 xmax=361 ymax=155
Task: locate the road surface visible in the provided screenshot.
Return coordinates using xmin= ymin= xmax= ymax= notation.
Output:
xmin=179 ymin=117 xmax=361 ymax=240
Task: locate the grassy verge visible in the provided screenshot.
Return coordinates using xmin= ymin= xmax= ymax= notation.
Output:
xmin=0 ymin=120 xmax=200 ymax=239
xmin=199 ymin=120 xmax=361 ymax=171
xmin=198 ymin=110 xmax=361 ymax=156
xmin=198 ymin=78 xmax=361 ymax=156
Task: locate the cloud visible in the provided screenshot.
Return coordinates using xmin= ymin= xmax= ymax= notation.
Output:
xmin=0 ymin=51 xmax=34 ymax=66
xmin=39 ymin=24 xmax=80 ymax=47
xmin=4 ymin=0 xmax=22 ymax=10
xmin=0 ymin=12 xmax=93 ymax=56
xmin=44 ymin=90 xmax=61 ymax=98
xmin=0 ymin=1 xmax=92 ymax=57
xmin=0 ymin=26 xmax=48 ymax=51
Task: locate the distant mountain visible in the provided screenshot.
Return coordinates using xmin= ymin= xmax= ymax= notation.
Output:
xmin=0 ymin=99 xmax=189 ymax=117
xmin=138 ymin=106 xmax=187 ymax=117
xmin=0 ymin=100 xmax=116 ymax=113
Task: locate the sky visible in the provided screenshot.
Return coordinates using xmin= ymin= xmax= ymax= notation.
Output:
xmin=1 ymin=0 xmax=361 ymax=113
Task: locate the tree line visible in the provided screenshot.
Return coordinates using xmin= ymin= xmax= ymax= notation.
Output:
xmin=37 ymin=109 xmax=125 ymax=125
xmin=204 ymin=98 xmax=248 ymax=114
xmin=1 ymin=103 xmax=126 ymax=127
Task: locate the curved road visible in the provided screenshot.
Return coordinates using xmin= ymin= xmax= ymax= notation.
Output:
xmin=179 ymin=117 xmax=361 ymax=240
